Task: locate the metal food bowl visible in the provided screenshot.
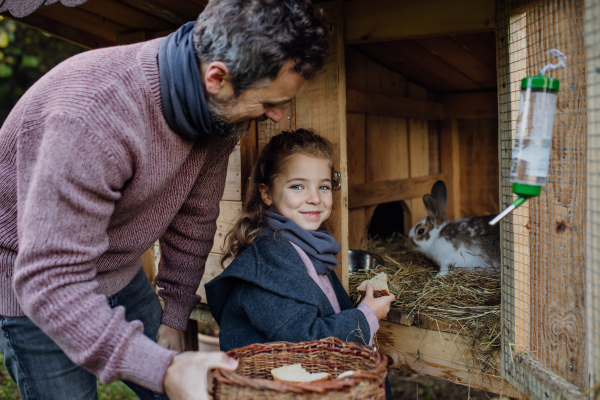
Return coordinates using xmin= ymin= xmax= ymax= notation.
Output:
xmin=348 ymin=250 xmax=385 ymax=273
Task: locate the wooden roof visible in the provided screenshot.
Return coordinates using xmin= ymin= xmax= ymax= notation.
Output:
xmin=0 ymin=0 xmax=207 ymax=48
xmin=0 ymin=0 xmax=496 ymax=94
xmin=353 ymin=32 xmax=497 ymax=94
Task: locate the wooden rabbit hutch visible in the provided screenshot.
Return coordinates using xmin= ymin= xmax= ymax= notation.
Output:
xmin=4 ymin=0 xmax=600 ymax=398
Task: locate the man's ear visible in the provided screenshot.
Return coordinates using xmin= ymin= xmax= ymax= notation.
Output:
xmin=259 ymin=183 xmax=272 ymax=206
xmin=204 ymin=61 xmax=232 ymax=96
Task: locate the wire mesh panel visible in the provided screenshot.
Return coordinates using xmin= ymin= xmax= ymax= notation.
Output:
xmin=497 ymin=0 xmax=598 ymax=398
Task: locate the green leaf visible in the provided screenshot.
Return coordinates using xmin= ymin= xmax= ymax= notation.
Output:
xmin=0 ymin=63 xmax=12 ymax=78
xmin=0 ymin=32 xmax=8 ymax=49
xmin=21 ymin=55 xmax=39 ymax=68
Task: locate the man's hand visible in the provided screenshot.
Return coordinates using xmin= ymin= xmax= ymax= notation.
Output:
xmin=157 ymin=324 xmax=186 ymax=352
xmin=164 ymin=351 xmax=238 ymax=400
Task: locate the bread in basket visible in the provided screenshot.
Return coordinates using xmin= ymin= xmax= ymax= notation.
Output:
xmin=210 ymin=336 xmax=387 ymax=400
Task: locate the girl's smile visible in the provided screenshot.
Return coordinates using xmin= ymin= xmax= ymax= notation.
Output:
xmin=259 ymin=154 xmax=333 ymax=231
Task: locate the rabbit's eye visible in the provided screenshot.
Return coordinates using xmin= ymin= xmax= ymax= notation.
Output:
xmin=418 ymin=228 xmax=425 ymax=235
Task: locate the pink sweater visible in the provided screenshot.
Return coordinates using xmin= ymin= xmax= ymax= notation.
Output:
xmin=289 ymin=242 xmax=379 ymax=345
xmin=0 ymin=38 xmax=236 ymax=391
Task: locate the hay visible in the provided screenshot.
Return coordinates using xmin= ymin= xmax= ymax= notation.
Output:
xmin=349 ymin=235 xmax=501 ymax=375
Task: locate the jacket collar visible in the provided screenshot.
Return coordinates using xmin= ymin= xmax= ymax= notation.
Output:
xmin=206 ymin=231 xmax=338 ymax=322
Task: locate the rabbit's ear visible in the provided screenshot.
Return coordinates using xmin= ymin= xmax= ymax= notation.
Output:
xmin=431 ymin=181 xmax=447 ymax=214
xmin=423 ymin=194 xmax=444 ymax=226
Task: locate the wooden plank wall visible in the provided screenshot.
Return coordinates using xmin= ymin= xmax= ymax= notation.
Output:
xmin=346 ymin=47 xmax=499 ymax=250
xmin=347 ymin=47 xmax=435 ymax=249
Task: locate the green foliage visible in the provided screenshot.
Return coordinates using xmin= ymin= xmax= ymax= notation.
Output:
xmin=0 ymin=16 xmax=85 ymax=124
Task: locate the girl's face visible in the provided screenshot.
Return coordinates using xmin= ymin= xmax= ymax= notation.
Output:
xmin=260 ymin=154 xmax=333 ymax=231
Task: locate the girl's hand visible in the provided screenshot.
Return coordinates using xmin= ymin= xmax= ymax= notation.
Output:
xmin=360 ymin=283 xmax=395 ymax=320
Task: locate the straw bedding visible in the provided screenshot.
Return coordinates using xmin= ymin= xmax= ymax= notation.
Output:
xmin=349 ymin=236 xmax=501 ymax=375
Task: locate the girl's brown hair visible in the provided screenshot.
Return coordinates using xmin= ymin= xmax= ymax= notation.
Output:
xmin=222 ymin=128 xmax=339 ymax=265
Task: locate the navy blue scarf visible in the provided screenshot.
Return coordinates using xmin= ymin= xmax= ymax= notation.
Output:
xmin=158 ymin=21 xmax=212 ymax=139
xmin=265 ymin=211 xmax=341 ymax=275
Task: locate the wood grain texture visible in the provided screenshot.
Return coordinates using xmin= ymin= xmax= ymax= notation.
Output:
xmin=349 ymin=174 xmax=445 ymax=209
xmin=346 ymin=89 xmax=445 ymax=121
xmin=525 ymin=0 xmax=587 ymax=389
xmin=258 ymin=99 xmax=295 ymax=152
xmin=142 ymin=248 xmax=156 ymax=290
xmin=34 ymin=2 xmax=128 ymax=42
xmin=440 ymin=119 xmax=461 ymax=221
xmin=377 ymin=322 xmax=523 ymax=398
xmin=440 ymin=91 xmax=499 ymax=119
xmin=295 ymin=1 xmax=349 ymax=290
xmin=344 ymin=0 xmax=495 ymax=44
xmin=117 ymin=0 xmax=189 ymax=26
xmin=3 ymin=12 xmax=114 ymax=48
xmin=240 ymin=122 xmax=258 ymax=200
xmin=365 ymin=114 xmax=409 ymax=184
xmin=78 ymin=0 xmax=173 ymax=31
xmin=196 ymin=253 xmax=231 ymax=304
xmin=406 ymin=83 xmax=430 ymax=224
xmin=458 ymin=119 xmax=499 ymax=217
xmin=222 ymin=145 xmax=241 ymax=202
xmin=414 ymin=36 xmax=497 ymax=89
xmin=210 ymin=201 xmax=242 ymax=254
xmin=347 ymin=112 xmax=367 ymax=249
xmin=585 ymin=0 xmax=600 ymax=388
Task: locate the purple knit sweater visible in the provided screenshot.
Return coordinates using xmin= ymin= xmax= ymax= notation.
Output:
xmin=0 ymin=38 xmax=236 ymax=391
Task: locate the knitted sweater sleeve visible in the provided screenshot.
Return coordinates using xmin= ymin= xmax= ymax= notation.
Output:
xmin=156 ymin=137 xmax=236 ymax=331
xmin=13 ymin=113 xmax=176 ymax=392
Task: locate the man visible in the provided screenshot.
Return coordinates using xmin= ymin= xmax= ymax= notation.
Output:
xmin=0 ymin=0 xmax=332 ymax=399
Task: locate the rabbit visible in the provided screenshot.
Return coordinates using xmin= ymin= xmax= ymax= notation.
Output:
xmin=406 ymin=180 xmax=500 ymax=276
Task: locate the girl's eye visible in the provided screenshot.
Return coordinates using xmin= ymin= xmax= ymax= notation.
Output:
xmin=319 ymin=185 xmax=331 ymax=190
xmin=290 ymin=184 xmax=303 ymax=190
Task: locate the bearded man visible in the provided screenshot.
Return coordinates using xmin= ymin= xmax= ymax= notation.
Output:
xmin=0 ymin=1 xmax=332 ymax=399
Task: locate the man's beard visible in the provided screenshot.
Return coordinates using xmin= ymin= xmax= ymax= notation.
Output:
xmin=208 ymin=95 xmax=268 ymax=141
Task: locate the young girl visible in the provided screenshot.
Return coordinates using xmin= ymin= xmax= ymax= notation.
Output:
xmin=205 ymin=128 xmax=394 ymax=354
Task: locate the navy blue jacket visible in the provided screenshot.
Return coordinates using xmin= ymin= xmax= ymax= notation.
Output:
xmin=205 ymin=231 xmax=371 ymax=352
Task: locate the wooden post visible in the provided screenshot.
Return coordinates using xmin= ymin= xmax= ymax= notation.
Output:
xmin=295 ymin=1 xmax=349 ymax=290
xmin=506 ymin=10 xmax=532 ymax=358
xmin=440 ymin=118 xmax=460 ymax=220
xmin=585 ymin=0 xmax=600 ymax=389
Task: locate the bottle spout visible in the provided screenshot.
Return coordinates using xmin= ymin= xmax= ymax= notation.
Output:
xmin=489 ymin=196 xmax=529 ymax=225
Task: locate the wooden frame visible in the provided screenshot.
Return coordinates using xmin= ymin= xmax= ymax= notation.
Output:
xmin=1 ymin=0 xmax=528 ymax=396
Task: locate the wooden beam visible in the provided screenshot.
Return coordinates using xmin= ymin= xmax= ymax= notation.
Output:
xmin=585 ymin=0 xmax=600 ymax=389
xmin=222 ymin=145 xmax=242 ymax=201
xmin=210 ymin=201 xmax=242 ymax=254
xmin=378 ymin=321 xmax=523 ymax=398
xmin=79 ymin=0 xmax=174 ymax=31
xmin=344 ymin=0 xmax=495 ymax=45
xmin=348 ymin=174 xmax=444 ymax=209
xmin=346 ymin=89 xmax=445 ymax=121
xmin=33 ymin=3 xmax=129 ymax=43
xmin=118 ymin=0 xmax=189 ymax=26
xmin=1 ymin=12 xmax=114 ymax=49
xmin=439 ymin=91 xmax=498 ymax=119
xmin=296 ymin=1 xmax=349 ymax=290
xmin=440 ymin=119 xmax=460 ymax=220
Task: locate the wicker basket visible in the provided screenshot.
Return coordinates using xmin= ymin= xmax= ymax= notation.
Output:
xmin=210 ymin=337 xmax=387 ymax=400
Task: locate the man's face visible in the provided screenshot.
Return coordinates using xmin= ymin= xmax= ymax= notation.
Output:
xmin=208 ymin=60 xmax=305 ymax=140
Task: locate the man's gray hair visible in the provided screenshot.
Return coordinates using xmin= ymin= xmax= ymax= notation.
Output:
xmin=193 ymin=0 xmax=333 ymax=96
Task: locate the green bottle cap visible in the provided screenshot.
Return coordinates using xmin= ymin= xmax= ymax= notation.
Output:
xmin=521 ymin=75 xmax=560 ymax=91
xmin=512 ymin=182 xmax=542 ymax=197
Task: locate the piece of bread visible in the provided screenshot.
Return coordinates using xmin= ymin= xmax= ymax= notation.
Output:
xmin=271 ymin=363 xmax=333 ymax=383
xmin=336 ymin=371 xmax=356 ymax=379
xmin=357 ymin=272 xmax=390 ymax=299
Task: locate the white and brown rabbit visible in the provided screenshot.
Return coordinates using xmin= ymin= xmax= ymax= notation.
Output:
xmin=406 ymin=181 xmax=500 ymax=275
